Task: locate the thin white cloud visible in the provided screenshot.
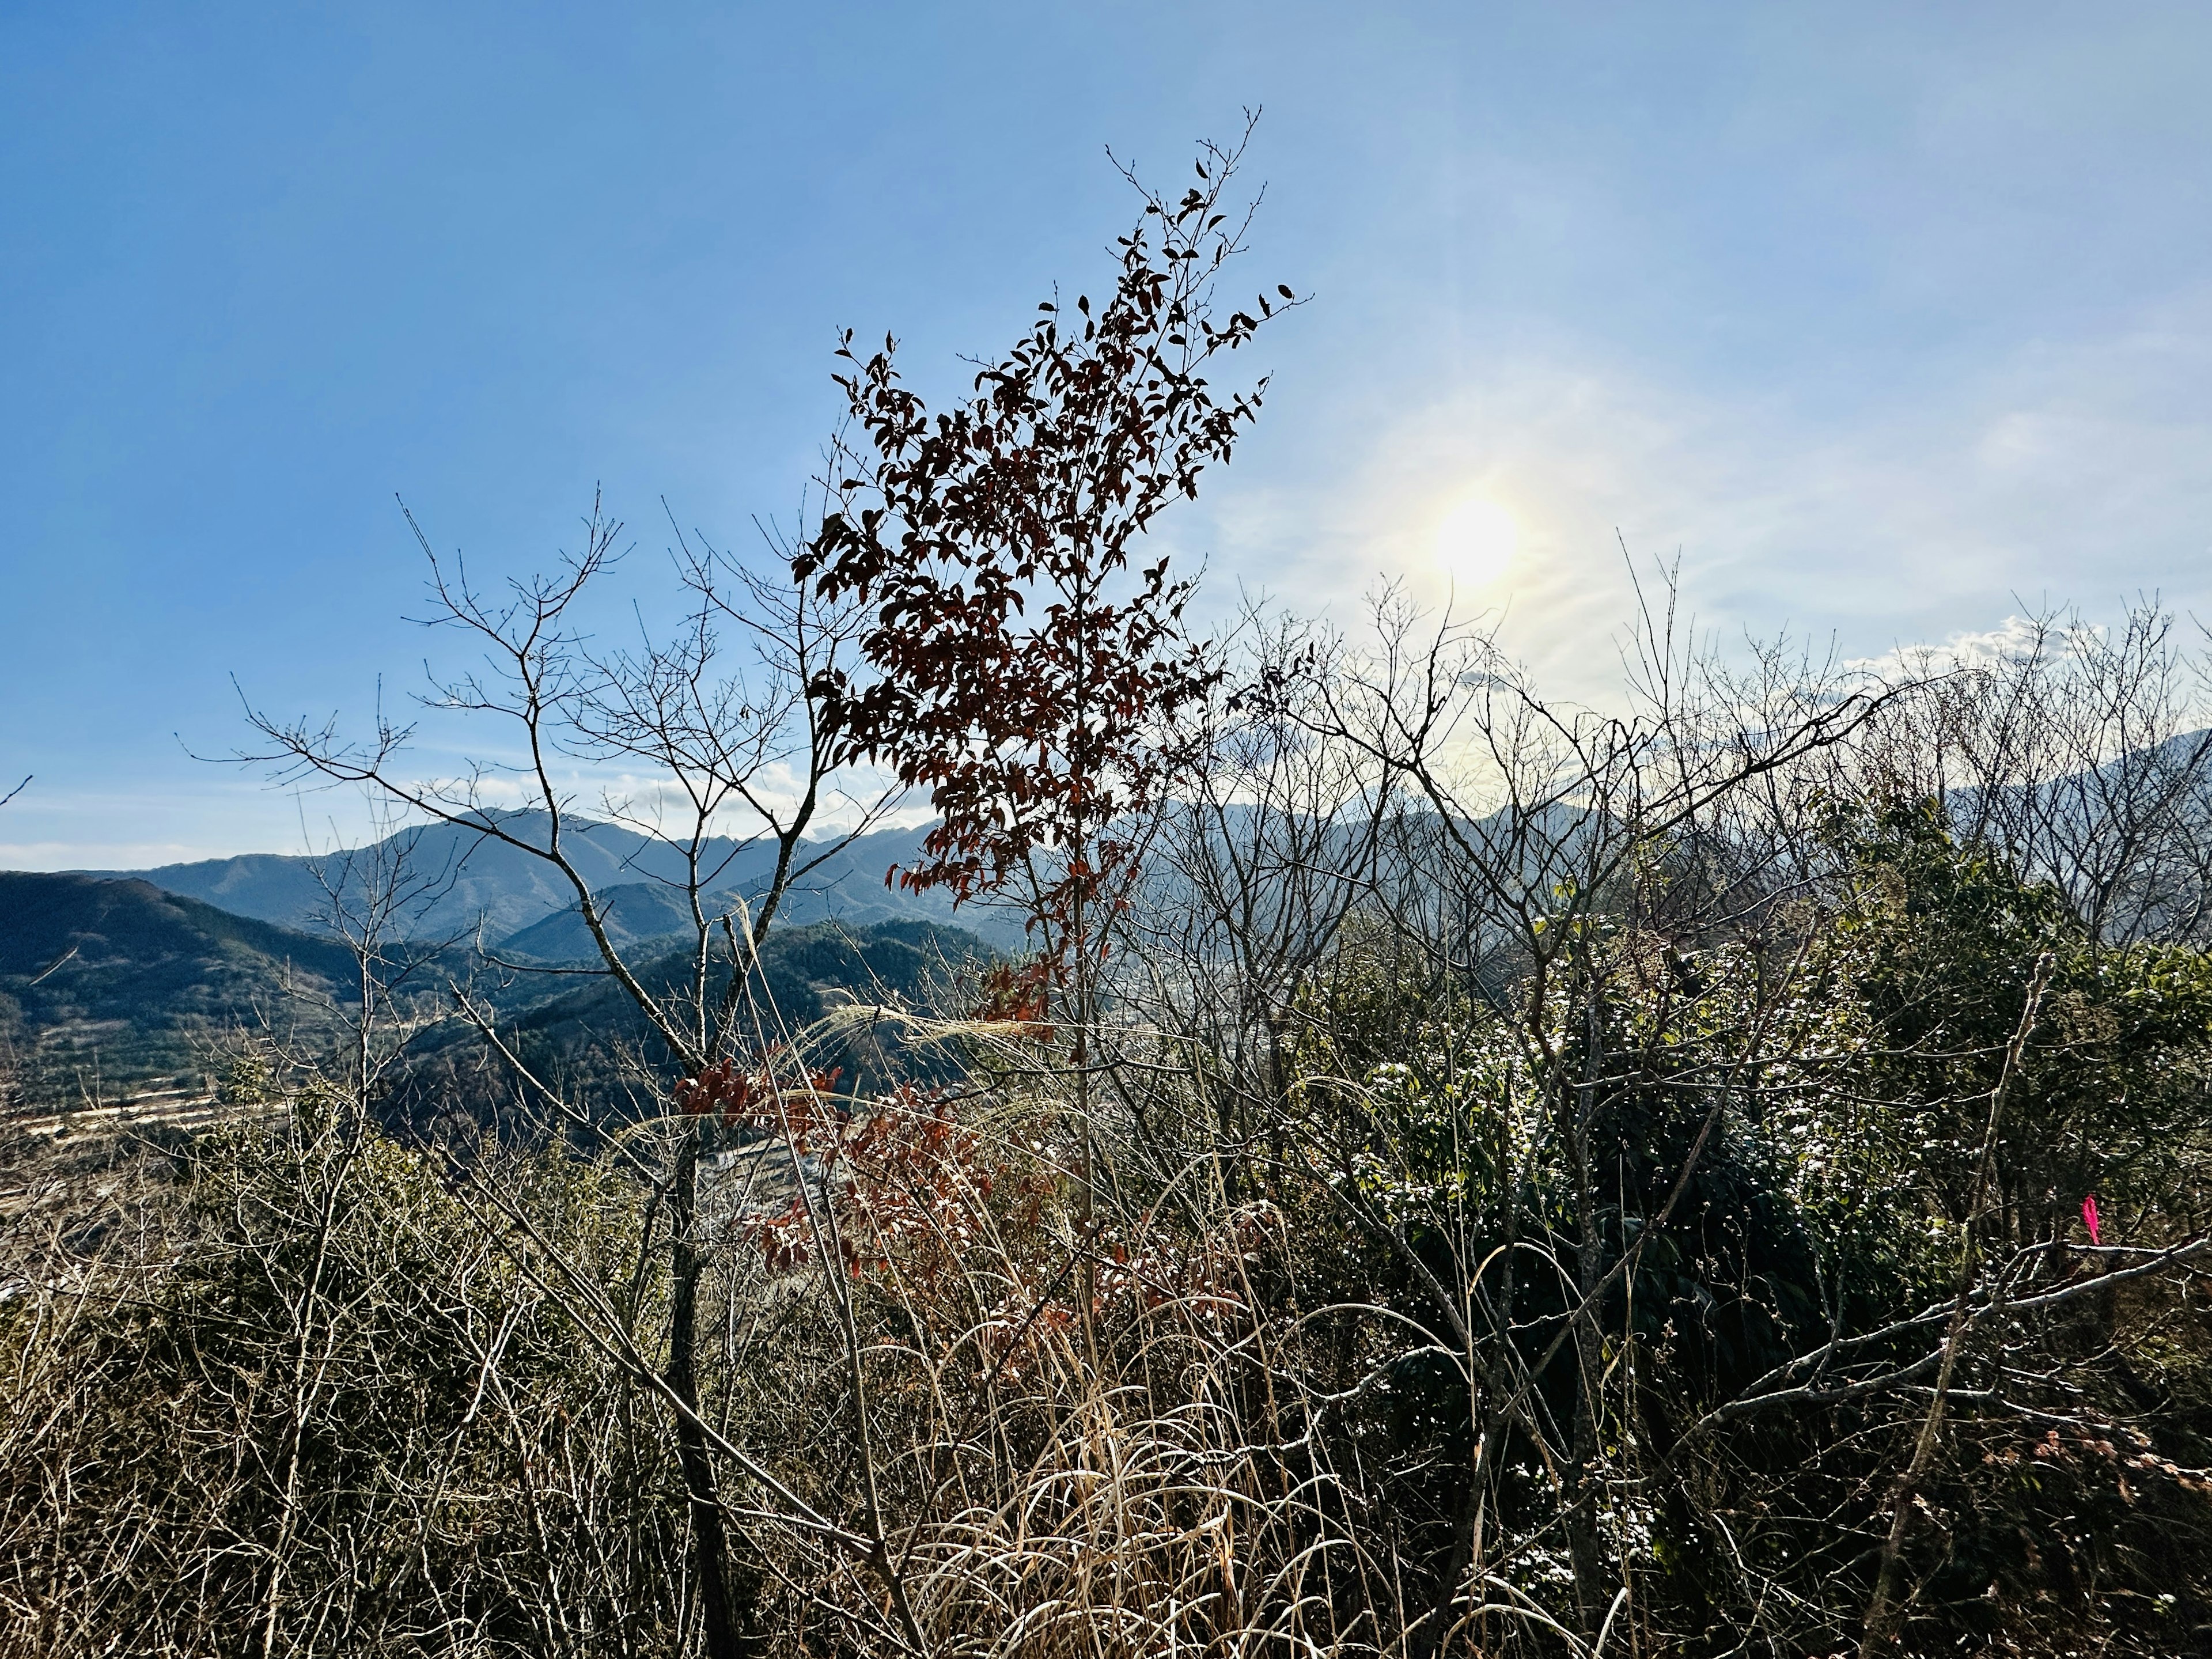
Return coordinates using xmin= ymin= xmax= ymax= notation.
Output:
xmin=1203 ymin=282 xmax=2212 ymax=708
xmin=0 ymin=753 xmax=928 ymax=871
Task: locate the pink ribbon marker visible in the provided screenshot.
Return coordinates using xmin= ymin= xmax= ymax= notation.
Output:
xmin=2081 ymin=1193 xmax=2101 ymax=1247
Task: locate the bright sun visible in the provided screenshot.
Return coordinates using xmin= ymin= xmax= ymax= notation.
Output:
xmin=1433 ymin=496 xmax=1519 ymax=588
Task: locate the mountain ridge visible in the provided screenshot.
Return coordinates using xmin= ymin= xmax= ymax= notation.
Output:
xmin=81 ymin=815 xmax=1027 ymax=950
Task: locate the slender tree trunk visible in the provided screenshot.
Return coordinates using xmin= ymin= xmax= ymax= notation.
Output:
xmin=667 ymin=1123 xmax=745 ymax=1659
xmin=1860 ymin=953 xmax=2054 ymax=1656
xmin=1565 ymin=993 xmax=1609 ymax=1636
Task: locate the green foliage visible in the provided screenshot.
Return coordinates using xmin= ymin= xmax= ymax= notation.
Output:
xmin=1241 ymin=799 xmax=2212 ymax=1652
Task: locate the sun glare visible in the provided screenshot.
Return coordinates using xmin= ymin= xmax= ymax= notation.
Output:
xmin=1433 ymin=496 xmax=1519 ymax=588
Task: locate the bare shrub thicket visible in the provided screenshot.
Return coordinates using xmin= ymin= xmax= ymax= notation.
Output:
xmin=10 ymin=575 xmax=2209 ymax=1656
xmin=6 ymin=134 xmax=2212 ymax=1657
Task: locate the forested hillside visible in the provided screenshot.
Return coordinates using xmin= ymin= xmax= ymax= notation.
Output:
xmin=0 ymin=872 xmax=359 ymax=1107
xmin=0 ymin=869 xmax=990 ymax=1127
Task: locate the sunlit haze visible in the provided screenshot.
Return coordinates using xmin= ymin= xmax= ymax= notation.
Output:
xmin=1432 ymin=496 xmax=1520 ymax=590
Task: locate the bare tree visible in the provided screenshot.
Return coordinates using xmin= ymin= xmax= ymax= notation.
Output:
xmin=1859 ymin=601 xmax=2212 ymax=944
xmin=1173 ymin=578 xmax=1899 ymax=1642
xmin=238 ymin=493 xmax=894 ymax=1659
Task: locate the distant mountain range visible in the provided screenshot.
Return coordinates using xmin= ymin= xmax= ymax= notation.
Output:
xmin=0 ymin=857 xmax=1000 ymax=1119
xmin=85 ymin=814 xmax=1027 ymax=956
xmin=18 ymin=739 xmax=2211 ymax=1124
xmin=0 ymin=813 xmax=1032 ymax=1116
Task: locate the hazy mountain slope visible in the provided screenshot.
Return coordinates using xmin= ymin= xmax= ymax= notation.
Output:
xmin=96 ymin=813 xmax=781 ymax=940
xmin=490 ymin=880 xmax=710 ymax=960
xmin=96 ymin=815 xmax=1025 ymax=949
xmin=382 ymin=918 xmax=999 ymax=1135
xmin=0 ymin=873 xmax=360 ymax=1104
xmin=753 ymin=830 xmax=1029 ymax=945
xmin=494 ymin=828 xmax=1028 ymax=961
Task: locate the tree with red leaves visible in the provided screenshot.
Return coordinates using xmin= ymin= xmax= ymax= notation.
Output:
xmin=794 ymin=115 xmax=1294 ymax=1359
xmin=795 ymin=115 xmax=1295 ymax=991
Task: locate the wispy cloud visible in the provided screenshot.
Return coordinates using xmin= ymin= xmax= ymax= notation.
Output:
xmin=1200 ymin=283 xmax=2212 ymax=707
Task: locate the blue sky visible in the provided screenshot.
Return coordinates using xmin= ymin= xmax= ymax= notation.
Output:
xmin=5 ymin=2 xmax=2209 ymax=866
